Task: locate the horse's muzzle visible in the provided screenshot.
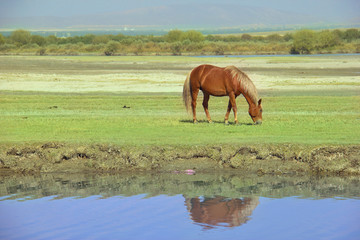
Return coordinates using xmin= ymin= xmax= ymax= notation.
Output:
xmin=255 ymin=120 xmax=262 ymax=125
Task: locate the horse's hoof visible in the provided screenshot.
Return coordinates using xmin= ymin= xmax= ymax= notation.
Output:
xmin=225 ymin=120 xmax=229 ymax=125
xmin=208 ymin=120 xmax=214 ymax=124
xmin=193 ymin=120 xmax=198 ymax=124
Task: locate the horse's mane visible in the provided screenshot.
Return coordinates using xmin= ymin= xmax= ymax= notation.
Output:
xmin=225 ymin=66 xmax=259 ymax=105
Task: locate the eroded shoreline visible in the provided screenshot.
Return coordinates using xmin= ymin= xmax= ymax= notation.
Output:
xmin=1 ymin=143 xmax=359 ymax=175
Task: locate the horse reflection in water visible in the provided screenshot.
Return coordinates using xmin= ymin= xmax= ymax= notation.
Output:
xmin=185 ymin=196 xmax=259 ymax=229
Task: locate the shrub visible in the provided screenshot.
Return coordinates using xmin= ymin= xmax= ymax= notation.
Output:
xmin=241 ymin=34 xmax=252 ymax=41
xmin=316 ymin=30 xmax=340 ymax=49
xmin=46 ymin=35 xmax=58 ymax=44
xmin=0 ymin=34 xmax=5 ymax=45
xmin=10 ymin=29 xmax=31 ymax=47
xmin=104 ymin=41 xmax=119 ymax=56
xmin=37 ymin=48 xmax=46 ymax=56
xmin=292 ymin=29 xmax=316 ymax=54
xmin=93 ymin=35 xmax=111 ymax=44
xmin=343 ymin=29 xmax=360 ymax=42
xmin=31 ymin=35 xmax=46 ymax=46
xmin=166 ymin=30 xmax=183 ymax=42
xmin=266 ymin=34 xmax=283 ymax=42
xmin=0 ymin=43 xmax=16 ymax=52
xmin=171 ymin=42 xmax=182 ymax=55
xmin=182 ymin=30 xmax=204 ymax=42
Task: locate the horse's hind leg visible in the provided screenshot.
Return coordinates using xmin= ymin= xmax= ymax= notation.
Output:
xmin=191 ymin=88 xmax=199 ymax=123
xmin=229 ymin=92 xmax=238 ymax=124
xmin=202 ymin=93 xmax=212 ymax=123
xmin=224 ymin=100 xmax=232 ymax=125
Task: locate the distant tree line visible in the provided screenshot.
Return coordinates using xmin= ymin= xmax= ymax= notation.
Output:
xmin=0 ymin=28 xmax=359 ymax=55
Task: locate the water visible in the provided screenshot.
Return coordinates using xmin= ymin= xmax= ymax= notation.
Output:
xmin=192 ymin=53 xmax=360 ymax=58
xmin=0 ymin=173 xmax=359 ymax=240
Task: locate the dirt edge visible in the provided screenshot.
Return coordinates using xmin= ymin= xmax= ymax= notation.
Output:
xmin=0 ymin=143 xmax=359 ymax=175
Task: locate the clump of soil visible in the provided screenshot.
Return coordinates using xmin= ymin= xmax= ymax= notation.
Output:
xmin=0 ymin=143 xmax=359 ymax=175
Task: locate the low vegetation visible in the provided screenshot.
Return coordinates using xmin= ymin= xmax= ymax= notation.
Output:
xmin=0 ymin=28 xmax=359 ymax=56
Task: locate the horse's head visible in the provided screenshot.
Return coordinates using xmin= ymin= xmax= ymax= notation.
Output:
xmin=249 ymin=99 xmax=262 ymax=125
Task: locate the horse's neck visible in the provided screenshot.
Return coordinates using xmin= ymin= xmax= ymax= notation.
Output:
xmin=243 ymin=93 xmax=257 ymax=108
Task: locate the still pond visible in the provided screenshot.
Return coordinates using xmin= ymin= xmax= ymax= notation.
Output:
xmin=0 ymin=172 xmax=359 ymax=240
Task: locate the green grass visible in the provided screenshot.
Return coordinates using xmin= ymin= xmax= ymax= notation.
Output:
xmin=1 ymin=55 xmax=359 ymax=147
xmin=1 ymin=93 xmax=359 ymax=146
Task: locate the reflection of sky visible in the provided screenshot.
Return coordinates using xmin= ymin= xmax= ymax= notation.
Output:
xmin=0 ymin=195 xmax=359 ymax=240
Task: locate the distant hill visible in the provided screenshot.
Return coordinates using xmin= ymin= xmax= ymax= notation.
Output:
xmin=0 ymin=4 xmax=349 ymax=30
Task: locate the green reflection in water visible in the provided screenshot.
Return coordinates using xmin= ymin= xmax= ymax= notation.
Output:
xmin=1 ymin=173 xmax=359 ymax=201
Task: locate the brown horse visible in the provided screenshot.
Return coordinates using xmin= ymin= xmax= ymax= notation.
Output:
xmin=183 ymin=64 xmax=262 ymax=125
xmin=185 ymin=196 xmax=259 ymax=229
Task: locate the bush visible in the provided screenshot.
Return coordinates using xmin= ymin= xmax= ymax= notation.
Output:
xmin=166 ymin=30 xmax=183 ymax=42
xmin=104 ymin=41 xmax=119 ymax=56
xmin=133 ymin=40 xmax=144 ymax=55
xmin=0 ymin=43 xmax=16 ymax=52
xmin=46 ymin=44 xmax=59 ymax=53
xmin=292 ymin=29 xmax=316 ymax=54
xmin=316 ymin=30 xmax=340 ymax=49
xmin=343 ymin=29 xmax=360 ymax=42
xmin=10 ymin=29 xmax=31 ymax=47
xmin=241 ymin=34 xmax=252 ymax=41
xmin=266 ymin=34 xmax=283 ymax=42
xmin=31 ymin=35 xmax=46 ymax=46
xmin=21 ymin=43 xmax=39 ymax=49
xmin=84 ymin=44 xmax=103 ymax=52
xmin=37 ymin=48 xmax=46 ymax=56
xmin=93 ymin=35 xmax=111 ymax=44
xmin=171 ymin=42 xmax=182 ymax=55
xmin=182 ymin=30 xmax=204 ymax=42
xmin=0 ymin=34 xmax=5 ymax=45
xmin=46 ymin=35 xmax=58 ymax=44
xmin=283 ymin=33 xmax=293 ymax=42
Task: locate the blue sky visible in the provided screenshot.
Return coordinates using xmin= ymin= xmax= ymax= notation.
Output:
xmin=0 ymin=0 xmax=359 ymax=28
xmin=1 ymin=0 xmax=358 ymax=19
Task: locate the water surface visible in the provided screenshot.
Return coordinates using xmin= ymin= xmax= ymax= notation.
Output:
xmin=0 ymin=173 xmax=359 ymax=240
xmin=193 ymin=53 xmax=360 ymax=58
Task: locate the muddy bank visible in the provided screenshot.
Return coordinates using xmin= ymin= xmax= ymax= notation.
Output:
xmin=0 ymin=143 xmax=359 ymax=175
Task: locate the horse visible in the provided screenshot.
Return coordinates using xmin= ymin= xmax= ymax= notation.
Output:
xmin=185 ymin=196 xmax=259 ymax=229
xmin=183 ymin=64 xmax=262 ymax=125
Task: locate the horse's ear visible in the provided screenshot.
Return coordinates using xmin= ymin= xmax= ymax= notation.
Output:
xmin=258 ymin=98 xmax=262 ymax=106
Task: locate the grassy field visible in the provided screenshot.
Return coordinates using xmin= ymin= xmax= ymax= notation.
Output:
xmin=0 ymin=55 xmax=359 ymax=146
xmin=0 ymin=93 xmax=359 ymax=145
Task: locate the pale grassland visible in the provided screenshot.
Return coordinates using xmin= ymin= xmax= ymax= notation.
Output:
xmin=0 ymin=55 xmax=359 ymax=93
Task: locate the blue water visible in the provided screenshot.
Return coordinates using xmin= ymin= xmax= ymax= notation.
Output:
xmin=192 ymin=53 xmax=360 ymax=58
xmin=0 ymin=173 xmax=359 ymax=240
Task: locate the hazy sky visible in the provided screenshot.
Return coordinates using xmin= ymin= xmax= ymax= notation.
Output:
xmin=1 ymin=0 xmax=358 ymax=17
xmin=1 ymin=0 xmax=359 ymax=23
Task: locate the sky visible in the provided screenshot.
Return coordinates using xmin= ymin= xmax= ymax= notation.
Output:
xmin=0 ymin=0 xmax=359 ymax=28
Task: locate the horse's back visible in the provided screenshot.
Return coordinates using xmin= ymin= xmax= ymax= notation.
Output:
xmin=190 ymin=64 xmax=216 ymax=81
xmin=190 ymin=64 xmax=233 ymax=96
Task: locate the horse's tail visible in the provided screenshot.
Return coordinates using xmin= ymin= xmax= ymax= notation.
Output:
xmin=182 ymin=71 xmax=192 ymax=113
